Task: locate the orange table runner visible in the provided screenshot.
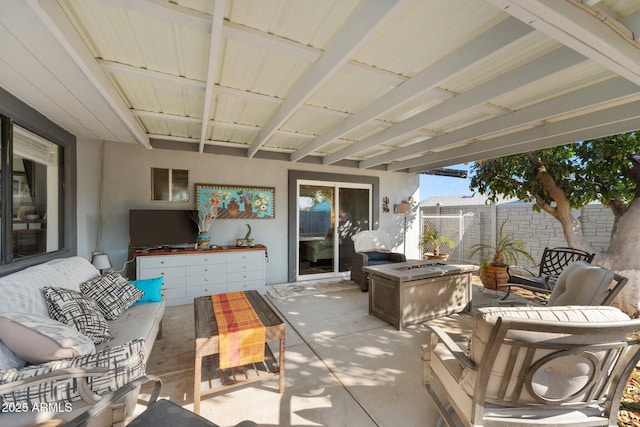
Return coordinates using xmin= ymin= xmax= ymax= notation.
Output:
xmin=211 ymin=291 xmax=266 ymax=369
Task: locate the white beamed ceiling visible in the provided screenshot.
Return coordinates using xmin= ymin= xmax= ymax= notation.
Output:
xmin=2 ymin=0 xmax=640 ymax=171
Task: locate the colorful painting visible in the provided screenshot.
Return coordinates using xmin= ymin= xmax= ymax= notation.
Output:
xmin=195 ymin=184 xmax=275 ymax=219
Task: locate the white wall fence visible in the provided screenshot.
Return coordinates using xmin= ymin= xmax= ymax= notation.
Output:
xmin=420 ymin=202 xmax=614 ymax=266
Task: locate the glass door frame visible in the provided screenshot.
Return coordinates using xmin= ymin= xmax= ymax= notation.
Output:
xmin=296 ymin=179 xmax=372 ymax=281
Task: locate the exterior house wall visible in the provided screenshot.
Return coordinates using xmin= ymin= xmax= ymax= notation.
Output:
xmin=77 ymin=140 xmax=420 ymax=285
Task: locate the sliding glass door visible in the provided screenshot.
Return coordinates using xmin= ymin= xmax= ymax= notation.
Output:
xmin=297 ymin=180 xmax=371 ymax=280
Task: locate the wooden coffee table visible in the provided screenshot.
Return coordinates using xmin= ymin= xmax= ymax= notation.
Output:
xmin=193 ymin=291 xmax=285 ymax=413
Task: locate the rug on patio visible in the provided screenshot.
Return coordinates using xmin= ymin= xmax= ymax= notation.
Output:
xmin=267 ymin=278 xmax=359 ymax=299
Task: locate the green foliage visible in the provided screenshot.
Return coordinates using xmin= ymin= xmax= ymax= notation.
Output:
xmin=469 ymin=132 xmax=640 ymax=209
xmin=419 ymin=230 xmax=455 ymax=255
xmin=468 ymin=221 xmax=535 ymax=267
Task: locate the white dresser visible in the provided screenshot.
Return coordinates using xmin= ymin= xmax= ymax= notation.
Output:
xmin=135 ymin=246 xmax=267 ymax=306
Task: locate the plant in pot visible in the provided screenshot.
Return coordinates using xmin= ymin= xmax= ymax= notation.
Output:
xmin=419 ymin=230 xmax=455 ymax=260
xmin=469 ymin=221 xmax=535 ymax=290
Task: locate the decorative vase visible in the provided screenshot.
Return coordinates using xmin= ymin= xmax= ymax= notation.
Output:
xmin=228 ymin=200 xmax=240 ymax=217
xmin=196 ymin=232 xmax=210 ymax=250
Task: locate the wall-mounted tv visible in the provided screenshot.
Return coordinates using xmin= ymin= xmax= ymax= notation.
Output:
xmin=129 ymin=209 xmax=198 ymax=249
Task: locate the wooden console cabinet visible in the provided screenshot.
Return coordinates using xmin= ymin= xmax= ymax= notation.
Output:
xmin=135 ymin=245 xmax=267 ymax=306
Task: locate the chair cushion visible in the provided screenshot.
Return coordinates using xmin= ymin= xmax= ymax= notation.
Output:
xmin=548 ymin=261 xmax=613 ymax=306
xmin=352 ymin=230 xmax=392 ymax=253
xmin=365 ymin=251 xmax=393 ymax=262
xmin=0 ymin=339 xmax=145 ymax=406
xmin=0 ymin=312 xmax=95 ymax=364
xmin=461 ymin=305 xmax=630 ymax=402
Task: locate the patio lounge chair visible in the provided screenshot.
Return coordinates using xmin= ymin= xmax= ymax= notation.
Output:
xmin=350 ymin=230 xmax=405 ymax=291
xmin=499 ymin=246 xmax=595 ymax=300
xmin=422 ymin=305 xmax=640 ymax=427
xmin=506 ymin=260 xmax=628 ymax=307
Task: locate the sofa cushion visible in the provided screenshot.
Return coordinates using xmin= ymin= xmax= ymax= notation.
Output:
xmin=43 ymin=287 xmax=111 ymax=344
xmin=80 ymin=272 xmax=143 ymax=320
xmin=460 ymin=305 xmax=630 ymax=403
xmin=548 ymin=261 xmax=613 ymax=306
xmin=0 ymin=341 xmax=26 ymax=372
xmin=0 ymin=339 xmax=145 ymax=406
xmin=99 ymin=302 xmax=165 ymax=358
xmin=0 ymin=312 xmax=95 ymax=364
xmin=129 ymin=276 xmax=163 ymax=304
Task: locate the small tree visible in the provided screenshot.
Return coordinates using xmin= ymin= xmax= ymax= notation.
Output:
xmin=469 ymin=131 xmax=640 ymax=314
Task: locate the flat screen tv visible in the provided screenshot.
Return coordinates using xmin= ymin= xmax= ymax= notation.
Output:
xmin=129 ymin=209 xmax=198 ymax=249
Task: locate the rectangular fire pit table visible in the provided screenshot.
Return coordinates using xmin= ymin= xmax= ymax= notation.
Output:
xmin=363 ymin=260 xmax=478 ymax=330
xmin=193 ymin=291 xmax=285 ymax=413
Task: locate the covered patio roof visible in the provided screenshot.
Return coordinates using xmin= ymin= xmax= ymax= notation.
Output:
xmin=2 ymin=0 xmax=640 ymax=171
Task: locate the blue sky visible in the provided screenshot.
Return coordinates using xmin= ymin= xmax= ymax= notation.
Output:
xmin=419 ymin=163 xmax=473 ymax=201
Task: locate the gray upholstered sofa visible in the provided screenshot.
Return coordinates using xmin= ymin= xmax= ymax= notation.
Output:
xmin=0 ymin=256 xmax=165 ymax=426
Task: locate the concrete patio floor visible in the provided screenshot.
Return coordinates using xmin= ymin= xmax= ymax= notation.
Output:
xmin=140 ymin=281 xmax=522 ymax=427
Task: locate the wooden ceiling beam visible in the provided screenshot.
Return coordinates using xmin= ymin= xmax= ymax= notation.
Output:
xmin=291 ymin=17 xmax=535 ymax=163
xmin=246 ymin=0 xmax=406 ymax=158
xmin=324 ymin=47 xmax=587 ymax=165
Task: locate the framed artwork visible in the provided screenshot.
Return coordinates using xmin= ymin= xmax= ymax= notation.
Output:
xmin=195 ymin=183 xmax=275 ymax=219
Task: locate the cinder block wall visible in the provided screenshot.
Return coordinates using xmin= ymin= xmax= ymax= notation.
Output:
xmin=420 ymin=202 xmax=613 ymax=266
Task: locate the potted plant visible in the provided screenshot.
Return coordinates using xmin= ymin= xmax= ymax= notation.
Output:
xmin=469 ymin=221 xmax=535 ymax=290
xmin=419 ymin=230 xmax=454 ymax=260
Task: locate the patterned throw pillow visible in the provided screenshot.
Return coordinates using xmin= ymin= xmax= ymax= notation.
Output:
xmin=0 ymin=338 xmax=145 ymax=405
xmin=80 ymin=271 xmax=144 ymax=320
xmin=42 ymin=287 xmax=111 ymax=344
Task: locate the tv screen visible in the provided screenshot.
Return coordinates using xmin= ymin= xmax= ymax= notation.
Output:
xmin=129 ymin=209 xmax=198 ymax=249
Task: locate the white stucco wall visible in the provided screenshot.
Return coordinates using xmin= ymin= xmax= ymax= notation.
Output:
xmin=75 ymin=138 xmax=103 ymax=260
xmin=76 ymin=140 xmax=419 ymax=284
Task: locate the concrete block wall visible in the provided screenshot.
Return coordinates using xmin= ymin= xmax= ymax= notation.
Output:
xmin=420 ymin=201 xmax=613 ymax=267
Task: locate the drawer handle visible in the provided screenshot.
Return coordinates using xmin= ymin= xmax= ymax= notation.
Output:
xmin=160 ymin=261 xmax=165 ymax=264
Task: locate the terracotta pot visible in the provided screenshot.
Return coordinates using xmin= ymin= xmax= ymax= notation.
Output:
xmin=423 ymin=253 xmax=449 ymax=261
xmin=480 ymin=265 xmax=509 ymax=290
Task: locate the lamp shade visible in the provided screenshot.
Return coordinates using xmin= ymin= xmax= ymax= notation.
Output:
xmin=91 ymin=252 xmax=112 ymax=271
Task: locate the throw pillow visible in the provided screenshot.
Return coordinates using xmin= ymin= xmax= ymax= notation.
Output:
xmin=80 ymin=271 xmax=143 ymax=319
xmin=0 ymin=312 xmax=95 ymax=363
xmin=43 ymin=287 xmax=112 ymax=344
xmin=129 ymin=276 xmax=163 ymax=304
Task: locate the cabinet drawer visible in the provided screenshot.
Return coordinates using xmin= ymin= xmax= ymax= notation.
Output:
xmin=187 ymin=274 xmax=226 ymax=286
xmin=138 ymin=265 xmax=185 ymax=280
xmin=186 ymin=264 xmax=225 ymax=276
xmin=227 ymin=269 xmax=263 ymax=283
xmin=227 ymin=251 xmax=263 ymax=264
xmin=186 ymin=253 xmax=227 ymax=266
xmin=138 ymin=256 xmax=185 ymax=269
xmin=227 ymin=281 xmax=264 ymax=293
xmin=162 ymin=287 xmax=186 ymax=299
xmin=226 ymin=261 xmax=261 ymax=273
xmin=186 ymin=284 xmax=226 ymax=298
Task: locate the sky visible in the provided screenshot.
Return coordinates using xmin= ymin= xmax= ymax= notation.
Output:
xmin=419 ymin=163 xmax=473 ymax=201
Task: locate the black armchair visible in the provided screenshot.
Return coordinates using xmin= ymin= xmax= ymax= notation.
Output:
xmin=350 ymin=231 xmax=406 ymax=291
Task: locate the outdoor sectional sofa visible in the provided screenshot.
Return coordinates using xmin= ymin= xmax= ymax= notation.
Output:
xmin=0 ymin=256 xmax=165 ymax=426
